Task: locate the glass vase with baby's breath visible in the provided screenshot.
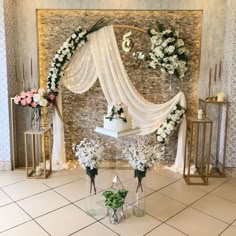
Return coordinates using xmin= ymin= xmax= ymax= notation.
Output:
xmin=122 ymin=139 xmax=163 ymax=217
xmin=72 ymin=138 xmax=104 ymax=217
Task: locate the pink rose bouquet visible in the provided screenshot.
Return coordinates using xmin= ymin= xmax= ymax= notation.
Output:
xmin=14 ymin=88 xmax=56 ymax=109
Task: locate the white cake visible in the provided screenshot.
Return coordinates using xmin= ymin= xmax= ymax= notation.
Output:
xmin=103 ymin=104 xmax=132 ymax=131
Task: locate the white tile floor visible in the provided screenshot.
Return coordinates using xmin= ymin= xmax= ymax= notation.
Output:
xmin=0 ymin=167 xmax=236 ymax=235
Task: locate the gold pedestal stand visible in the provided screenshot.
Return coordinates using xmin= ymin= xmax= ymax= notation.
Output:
xmin=24 ymin=128 xmax=52 ymax=179
xmin=199 ymin=99 xmax=229 ymax=177
xmin=183 ymin=117 xmax=213 ymax=185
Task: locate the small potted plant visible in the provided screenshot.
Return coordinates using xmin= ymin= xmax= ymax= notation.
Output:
xmin=103 ymin=188 xmax=128 ymax=224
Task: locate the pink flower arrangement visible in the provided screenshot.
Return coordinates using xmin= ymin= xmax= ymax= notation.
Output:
xmin=14 ymin=88 xmax=56 ymax=109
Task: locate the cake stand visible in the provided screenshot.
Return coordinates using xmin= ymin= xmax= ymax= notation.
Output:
xmin=95 ymin=127 xmax=140 ymax=187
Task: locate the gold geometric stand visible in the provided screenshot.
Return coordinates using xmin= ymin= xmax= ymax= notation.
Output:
xmin=183 ymin=116 xmax=213 ymax=185
xmin=24 ymin=128 xmax=52 ymax=179
xmin=199 ymin=99 xmax=229 ymax=177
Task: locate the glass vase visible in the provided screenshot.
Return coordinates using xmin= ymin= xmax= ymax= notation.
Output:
xmin=133 ymin=169 xmax=146 ymax=217
xmin=108 ymin=208 xmax=122 ymax=224
xmin=86 ymin=168 xmax=99 ymax=217
xmin=31 ymin=108 xmax=41 ymax=131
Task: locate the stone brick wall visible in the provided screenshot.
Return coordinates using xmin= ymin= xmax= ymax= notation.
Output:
xmin=38 ymin=10 xmax=202 ymax=161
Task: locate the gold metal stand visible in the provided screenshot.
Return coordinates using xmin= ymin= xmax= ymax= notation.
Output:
xmin=24 ymin=128 xmax=52 ymax=179
xmin=183 ymin=116 xmax=213 ymax=185
xmin=10 ymin=97 xmax=16 ymax=170
xmin=199 ymin=99 xmax=229 ymax=177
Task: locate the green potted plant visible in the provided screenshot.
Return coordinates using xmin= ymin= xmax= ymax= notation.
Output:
xmin=103 ymin=188 xmax=128 ymax=224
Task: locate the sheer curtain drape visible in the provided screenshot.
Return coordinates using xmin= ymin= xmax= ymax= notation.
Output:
xmin=53 ymin=25 xmax=186 ymax=172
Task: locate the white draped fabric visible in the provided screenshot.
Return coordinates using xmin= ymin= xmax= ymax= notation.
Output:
xmin=53 ymin=25 xmax=186 ymax=172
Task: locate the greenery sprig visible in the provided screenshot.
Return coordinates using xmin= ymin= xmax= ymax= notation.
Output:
xmin=103 ymin=189 xmax=128 ymax=209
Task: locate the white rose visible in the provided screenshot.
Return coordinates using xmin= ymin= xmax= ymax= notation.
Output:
xmin=167 ymin=124 xmax=174 ymax=131
xmin=157 ymin=127 xmax=163 ymax=134
xmin=33 ymin=94 xmax=40 ymax=103
xmin=149 ymin=61 xmax=156 ymax=69
xmin=176 ymin=39 xmax=184 ymax=47
xmin=166 ymin=129 xmax=172 ymax=135
xmin=173 ymin=106 xmax=177 ymax=111
xmin=172 ymin=114 xmax=177 ymax=121
xmin=39 ymin=98 xmax=48 ymax=107
xmin=163 ymin=121 xmax=168 ymax=127
xmin=161 ymin=132 xmax=167 ymax=138
xmin=162 ymin=42 xmax=167 ymax=48
xmin=168 ymin=45 xmax=175 ymax=54
xmin=160 ymin=68 xmax=167 ymax=74
xmin=38 ymin=88 xmax=45 ymax=96
xmin=157 ymin=136 xmax=164 ymax=142
xmin=71 ymin=33 xmax=77 ymax=39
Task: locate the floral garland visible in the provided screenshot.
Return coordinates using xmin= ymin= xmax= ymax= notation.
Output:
xmin=105 ymin=104 xmax=127 ymax=123
xmin=148 ymin=21 xmax=189 ymax=79
xmin=47 ymin=18 xmax=109 ymax=92
xmin=47 ymin=27 xmax=87 ymax=92
xmin=156 ymin=104 xmax=186 ymax=144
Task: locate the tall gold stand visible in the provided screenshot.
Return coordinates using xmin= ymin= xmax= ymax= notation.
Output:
xmin=183 ymin=116 xmax=213 ymax=185
xmin=24 ymin=128 xmax=52 ymax=179
xmin=199 ymin=99 xmax=229 ymax=177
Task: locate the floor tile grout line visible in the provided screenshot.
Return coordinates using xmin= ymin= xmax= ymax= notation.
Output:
xmin=0 ymin=219 xmax=33 ymax=234
xmin=160 ymin=177 xmax=235 ymax=231
xmin=143 ymin=222 xmax=189 ymax=236
xmin=0 ymin=179 xmax=27 ymax=188
xmin=33 ymin=203 xmax=72 ymax=220
xmin=156 ymin=176 xmax=232 ymax=207
xmin=96 ymin=220 xmax=120 ymax=236
xmin=0 ymin=188 xmax=51 ymax=236
xmin=67 ymin=221 xmax=99 ymax=236
xmin=218 ymin=224 xmax=233 ymax=236
xmin=139 ymin=177 xmax=235 ymax=235
xmin=40 ymin=177 xmax=83 ymax=190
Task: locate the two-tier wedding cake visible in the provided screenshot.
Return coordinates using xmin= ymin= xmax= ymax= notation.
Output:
xmin=103 ymin=103 xmax=132 ymax=131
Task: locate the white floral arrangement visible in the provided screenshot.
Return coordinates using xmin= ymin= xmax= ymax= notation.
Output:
xmin=72 ymin=138 xmax=104 ymax=170
xmin=156 ymin=104 xmax=186 ymax=144
xmin=47 ymin=18 xmax=109 ymax=92
xmin=47 ymin=27 xmax=87 ymax=92
xmin=105 ymin=104 xmax=127 ymax=123
xmin=122 ymin=140 xmax=163 ymax=172
xmin=148 ymin=21 xmax=189 ymax=79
